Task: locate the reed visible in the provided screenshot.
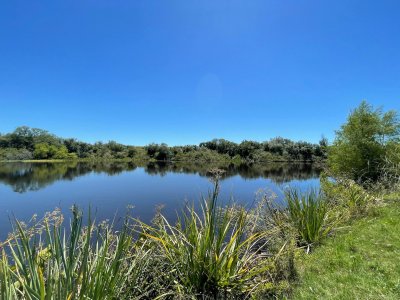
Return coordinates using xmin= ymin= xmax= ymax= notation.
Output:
xmin=0 ymin=206 xmax=151 ymax=300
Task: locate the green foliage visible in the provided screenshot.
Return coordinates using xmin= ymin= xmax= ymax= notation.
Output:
xmin=328 ymin=101 xmax=400 ymax=182
xmin=321 ymin=175 xmax=375 ymax=218
xmin=285 ymin=189 xmax=332 ymax=248
xmin=0 ymin=126 xmax=61 ymax=150
xmin=0 ymin=207 xmax=152 ymax=300
xmin=292 ymin=201 xmax=400 ymax=299
xmin=33 ymin=142 xmax=50 ymax=159
xmin=200 ymin=139 xmax=239 ymax=157
xmin=138 ymin=179 xmax=277 ymax=298
xmin=145 ymin=143 xmax=173 ymax=161
xmin=173 ymin=147 xmax=232 ymax=163
xmin=1 ymin=126 xmax=327 ymax=162
xmin=263 ymin=188 xmax=333 ymax=251
xmin=33 ymin=143 xmax=73 ymax=160
xmin=0 ymin=148 xmax=33 ymax=160
xmin=127 ymin=146 xmax=137 ymax=158
xmin=198 ymin=138 xmax=326 ymax=162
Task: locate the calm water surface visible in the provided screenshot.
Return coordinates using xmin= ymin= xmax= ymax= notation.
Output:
xmin=0 ymin=161 xmax=321 ymax=239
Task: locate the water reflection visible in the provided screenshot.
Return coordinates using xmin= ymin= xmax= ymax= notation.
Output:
xmin=0 ymin=161 xmax=322 ymax=193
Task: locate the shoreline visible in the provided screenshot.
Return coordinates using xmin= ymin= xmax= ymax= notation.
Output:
xmin=0 ymin=158 xmax=326 ymax=164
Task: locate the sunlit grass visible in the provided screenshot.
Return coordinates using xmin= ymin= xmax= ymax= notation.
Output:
xmin=292 ymin=200 xmax=400 ymax=299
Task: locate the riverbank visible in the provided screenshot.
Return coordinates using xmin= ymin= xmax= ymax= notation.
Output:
xmin=291 ymin=195 xmax=400 ymax=299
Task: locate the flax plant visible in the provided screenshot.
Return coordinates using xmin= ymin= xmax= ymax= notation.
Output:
xmin=285 ymin=189 xmax=332 ymax=248
xmin=139 ymin=179 xmax=274 ymax=299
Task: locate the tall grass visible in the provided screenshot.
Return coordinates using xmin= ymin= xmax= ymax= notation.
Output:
xmin=0 ymin=206 xmax=151 ymax=300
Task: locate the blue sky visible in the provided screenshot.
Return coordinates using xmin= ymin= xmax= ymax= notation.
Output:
xmin=1 ymin=0 xmax=399 ymax=146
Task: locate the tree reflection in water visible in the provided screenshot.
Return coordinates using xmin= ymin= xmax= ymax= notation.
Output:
xmin=0 ymin=161 xmax=322 ymax=193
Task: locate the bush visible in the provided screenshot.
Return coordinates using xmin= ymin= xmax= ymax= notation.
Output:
xmin=321 ymin=175 xmax=375 ymax=218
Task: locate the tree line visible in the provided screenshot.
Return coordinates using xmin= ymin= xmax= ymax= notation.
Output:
xmin=0 ymin=126 xmax=327 ymax=162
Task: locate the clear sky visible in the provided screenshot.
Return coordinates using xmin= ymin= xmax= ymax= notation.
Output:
xmin=1 ymin=1 xmax=399 ymax=146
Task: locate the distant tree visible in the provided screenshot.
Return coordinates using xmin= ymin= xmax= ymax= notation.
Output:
xmin=127 ymin=147 xmax=137 ymax=159
xmin=314 ymin=136 xmax=328 ymax=159
xmin=8 ymin=126 xmax=34 ymax=149
xmin=200 ymin=139 xmax=238 ymax=157
xmin=238 ymin=140 xmax=261 ymax=158
xmin=0 ymin=148 xmax=33 ymax=160
xmin=266 ymin=137 xmax=292 ymax=156
xmin=155 ymin=143 xmax=172 ymax=161
xmin=63 ymin=138 xmax=80 ymax=153
xmin=107 ymin=141 xmax=124 ymax=153
xmin=34 ymin=143 xmax=50 ymax=159
xmin=53 ymin=145 xmax=70 ymax=159
xmin=145 ymin=143 xmax=172 ymax=161
xmin=145 ymin=143 xmax=159 ymax=158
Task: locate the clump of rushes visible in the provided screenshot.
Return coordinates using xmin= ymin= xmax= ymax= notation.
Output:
xmin=285 ymin=188 xmax=332 ymax=249
xmin=265 ymin=188 xmax=333 ymax=252
xmin=0 ymin=206 xmax=151 ymax=300
xmin=138 ymin=176 xmax=277 ymax=299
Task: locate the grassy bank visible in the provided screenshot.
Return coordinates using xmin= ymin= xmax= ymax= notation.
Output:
xmin=292 ymin=197 xmax=400 ymax=299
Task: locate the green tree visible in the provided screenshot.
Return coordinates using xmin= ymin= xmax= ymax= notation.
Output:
xmin=127 ymin=146 xmax=137 ymax=158
xmin=33 ymin=143 xmax=50 ymax=159
xmin=238 ymin=140 xmax=261 ymax=158
xmin=53 ymin=145 xmax=70 ymax=159
xmin=328 ymin=101 xmax=400 ymax=182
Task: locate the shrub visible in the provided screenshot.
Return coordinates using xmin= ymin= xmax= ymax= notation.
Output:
xmin=321 ymin=175 xmax=375 ymax=218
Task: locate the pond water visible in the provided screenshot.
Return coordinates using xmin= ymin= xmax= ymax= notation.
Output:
xmin=0 ymin=161 xmax=321 ymax=240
